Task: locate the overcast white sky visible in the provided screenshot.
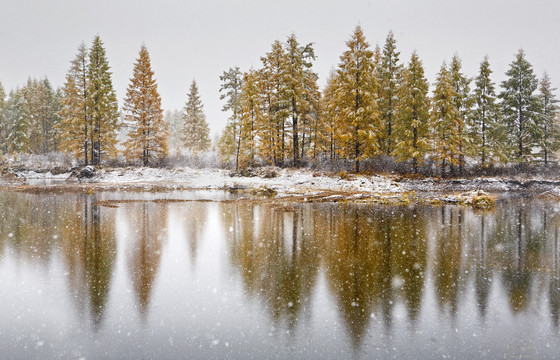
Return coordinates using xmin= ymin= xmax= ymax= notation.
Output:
xmin=1 ymin=0 xmax=559 ymax=137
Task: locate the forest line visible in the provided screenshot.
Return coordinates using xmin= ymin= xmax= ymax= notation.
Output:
xmin=0 ymin=26 xmax=557 ymax=176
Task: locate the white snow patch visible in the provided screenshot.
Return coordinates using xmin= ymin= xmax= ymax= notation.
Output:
xmin=84 ymin=167 xmax=405 ymax=196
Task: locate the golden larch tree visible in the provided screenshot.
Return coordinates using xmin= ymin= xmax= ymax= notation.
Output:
xmin=260 ymin=41 xmax=289 ymax=166
xmin=334 ymin=26 xmax=380 ymax=172
xmin=58 ymin=43 xmax=90 ymax=163
xmin=431 ymin=62 xmax=462 ymax=177
xmin=123 ymin=45 xmax=168 ymax=166
xmin=239 ymin=69 xmax=264 ymax=168
xmin=393 ymin=51 xmax=431 ymax=173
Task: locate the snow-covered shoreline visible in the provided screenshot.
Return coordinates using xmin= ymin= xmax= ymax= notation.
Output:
xmin=2 ymin=166 xmax=559 ymax=205
xmin=5 ymin=166 xmax=404 ymax=196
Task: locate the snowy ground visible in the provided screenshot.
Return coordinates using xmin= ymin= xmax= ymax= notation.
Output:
xmin=398 ymin=176 xmax=560 ymax=193
xmin=6 ymin=166 xmax=405 ymax=198
xmin=3 ymin=166 xmax=560 ymax=204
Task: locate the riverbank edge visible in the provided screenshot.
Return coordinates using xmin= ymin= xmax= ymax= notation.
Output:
xmin=0 ymin=166 xmax=558 ymax=206
xmin=0 ymin=167 xmax=560 ymax=204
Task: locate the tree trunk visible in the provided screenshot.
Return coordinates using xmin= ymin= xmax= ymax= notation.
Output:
xmin=355 ymin=126 xmax=360 ymax=173
xmin=235 ymin=126 xmax=242 ymax=171
xmin=292 ymin=95 xmax=299 ymax=167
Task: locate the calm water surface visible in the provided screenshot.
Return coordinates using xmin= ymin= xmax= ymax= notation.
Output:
xmin=1 ymin=190 xmax=560 ymax=359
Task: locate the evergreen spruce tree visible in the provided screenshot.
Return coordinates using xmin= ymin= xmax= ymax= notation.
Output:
xmin=469 ymin=56 xmax=504 ymax=167
xmin=373 ymin=45 xmax=382 ymax=73
xmin=449 ymin=55 xmax=471 ymax=173
xmin=373 ymin=44 xmax=383 ymax=103
xmin=218 ymin=67 xmax=244 ymax=167
xmin=260 ymin=40 xmax=288 ymax=165
xmin=537 ymin=72 xmax=560 ymax=165
xmin=30 ymin=78 xmax=59 ymax=154
xmin=6 ymin=89 xmax=29 ymax=153
xmin=87 ymin=35 xmax=119 ymax=165
xmin=322 ymin=71 xmax=342 ymax=162
xmin=431 ymin=62 xmax=462 ymax=177
xmin=37 ymin=79 xmax=55 ymax=154
xmin=499 ymin=49 xmax=540 ymax=162
xmin=282 ymin=34 xmax=316 ymax=166
xmin=49 ymin=87 xmax=63 ymax=152
xmin=58 ymin=43 xmax=90 ymax=163
xmin=378 ymin=31 xmax=403 ymax=155
xmin=182 ymin=80 xmax=211 ymax=154
xmin=233 ymin=69 xmax=263 ymax=168
xmin=23 ymin=78 xmax=42 ymax=154
xmin=303 ymin=71 xmax=322 ymax=161
xmin=334 ymin=26 xmax=380 ymax=172
xmin=6 ymin=78 xmax=59 ymax=155
xmin=393 ymin=51 xmax=431 ymax=173
xmin=123 ymin=45 xmax=168 ymax=166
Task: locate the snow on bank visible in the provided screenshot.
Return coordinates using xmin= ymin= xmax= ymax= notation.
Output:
xmin=398 ymin=176 xmax=560 ymax=193
xmin=15 ymin=170 xmax=71 ymax=181
xmin=85 ymin=167 xmax=405 ymax=195
xmin=6 ymin=166 xmax=405 ymax=196
xmin=9 ymin=166 xmax=560 ymax=204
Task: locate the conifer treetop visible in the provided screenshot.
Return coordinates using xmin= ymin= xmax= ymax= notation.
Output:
xmin=123 ymin=44 xmax=168 ymax=166
xmin=500 ymin=49 xmax=540 ymax=161
xmin=182 ymin=80 xmax=211 ymax=154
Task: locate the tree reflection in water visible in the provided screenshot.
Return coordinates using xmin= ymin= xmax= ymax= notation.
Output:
xmin=224 ymin=203 xmax=320 ymax=334
xmin=433 ymin=206 xmax=465 ymax=323
xmin=474 ymin=214 xmax=492 ymax=321
xmin=3 ymin=192 xmax=560 ymax=355
xmin=126 ymin=202 xmax=167 ymax=323
xmin=550 ymin=227 xmax=560 ymax=328
xmin=224 ymin=202 xmax=430 ymax=348
xmin=58 ymin=193 xmax=117 ymax=332
xmin=181 ymin=202 xmax=207 ymax=270
xmin=223 ymin=199 xmax=560 ymax=350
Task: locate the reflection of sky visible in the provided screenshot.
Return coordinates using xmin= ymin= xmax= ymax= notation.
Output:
xmin=1 ymin=192 xmax=560 ymax=358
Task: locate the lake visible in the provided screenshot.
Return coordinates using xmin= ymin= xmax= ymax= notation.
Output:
xmin=0 ymin=189 xmax=560 ymax=359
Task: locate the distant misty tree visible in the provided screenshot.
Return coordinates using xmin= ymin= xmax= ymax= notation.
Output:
xmin=6 ymin=88 xmax=29 ymax=153
xmin=537 ymin=72 xmax=560 ymax=165
xmin=182 ymin=80 xmax=211 ymax=154
xmin=1 ymin=78 xmax=60 ymax=155
xmin=123 ymin=45 xmax=168 ymax=166
xmin=164 ymin=109 xmax=183 ymax=155
xmin=24 ymin=78 xmax=60 ymax=154
xmin=499 ymin=49 xmax=541 ymax=162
